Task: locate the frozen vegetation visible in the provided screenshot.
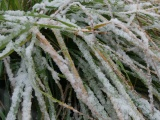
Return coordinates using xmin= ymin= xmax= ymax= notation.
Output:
xmin=0 ymin=0 xmax=160 ymax=120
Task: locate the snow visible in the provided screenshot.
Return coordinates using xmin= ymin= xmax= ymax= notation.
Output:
xmin=73 ymin=37 xmax=116 ymax=95
xmin=22 ymin=34 xmax=50 ymax=120
xmin=32 ymin=3 xmax=46 ymax=11
xmin=5 ymin=10 xmax=24 ymax=16
xmin=7 ymin=33 xmax=28 ymax=56
xmin=6 ymin=72 xmax=26 ymax=120
xmin=71 ymin=18 xmax=76 ymax=23
xmin=21 ymin=70 xmax=32 ymax=120
xmin=136 ymin=98 xmax=160 ymax=120
xmin=44 ymin=0 xmax=66 ymax=8
xmin=132 ymin=27 xmax=149 ymax=47
xmin=5 ymin=22 xmax=22 ymax=31
xmin=86 ymin=86 xmax=110 ymax=120
xmin=127 ymin=14 xmax=135 ymax=26
xmin=83 ymin=34 xmax=96 ymax=46
xmin=76 ymin=54 xmax=118 ymax=119
xmin=106 ymin=19 xmax=144 ymax=48
xmin=78 ymin=0 xmax=93 ymax=2
xmin=37 ymin=32 xmax=76 ymax=85
xmin=3 ymin=57 xmax=15 ymax=87
xmin=0 ymin=34 xmax=6 ymax=40
xmin=124 ymin=2 xmax=152 ymax=11
xmin=0 ymin=41 xmax=13 ymax=58
xmin=6 ymin=86 xmax=22 ymax=120
xmin=25 ymin=35 xmax=36 ymax=57
xmin=35 ymin=91 xmax=50 ymax=120
xmin=22 ymin=85 xmax=32 ymax=120
xmin=140 ymin=10 xmax=160 ymax=17
xmin=0 ymin=28 xmax=14 ymax=34
xmin=112 ymin=96 xmax=139 ymax=120
xmin=4 ymin=15 xmax=28 ymax=23
xmin=2 ymin=0 xmax=160 ymax=119
xmin=41 ymin=57 xmax=60 ymax=82
xmin=74 ymin=35 xmax=146 ymax=120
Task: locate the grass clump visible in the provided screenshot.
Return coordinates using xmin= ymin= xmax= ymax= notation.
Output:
xmin=0 ymin=0 xmax=160 ymax=120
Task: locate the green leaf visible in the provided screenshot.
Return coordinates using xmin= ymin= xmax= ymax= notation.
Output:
xmin=0 ymin=24 xmax=31 ymax=50
xmin=0 ymin=110 xmax=5 ymax=120
xmin=116 ymin=60 xmax=132 ymax=84
xmin=95 ymin=0 xmax=103 ymax=3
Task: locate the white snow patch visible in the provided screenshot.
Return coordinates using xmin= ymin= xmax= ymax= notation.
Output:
xmin=5 ymin=10 xmax=24 ymax=16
